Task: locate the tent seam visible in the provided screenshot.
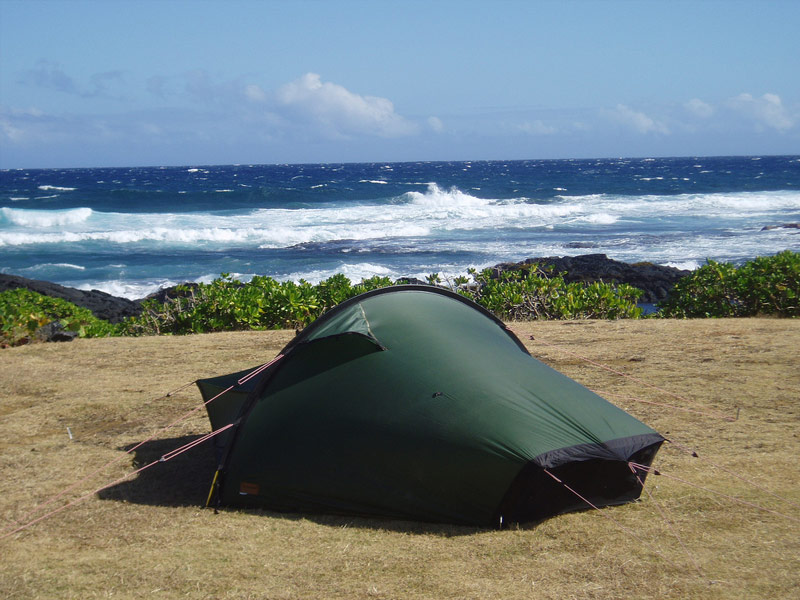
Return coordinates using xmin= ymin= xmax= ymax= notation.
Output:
xmin=358 ymin=302 xmax=377 ymax=341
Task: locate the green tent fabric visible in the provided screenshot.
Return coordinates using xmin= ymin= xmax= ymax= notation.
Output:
xmin=197 ymin=286 xmax=663 ymax=526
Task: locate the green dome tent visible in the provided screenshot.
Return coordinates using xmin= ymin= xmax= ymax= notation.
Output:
xmin=197 ymin=286 xmax=663 ymax=527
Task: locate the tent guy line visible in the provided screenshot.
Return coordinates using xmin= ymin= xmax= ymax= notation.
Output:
xmin=68 ymin=379 xmax=203 ymax=440
xmin=1 ymin=424 xmax=236 ymax=541
xmin=3 ymin=356 xmax=281 ymax=536
xmin=629 ymin=462 xmax=800 ymax=524
xmin=521 ymin=334 xmax=737 ymax=422
xmin=542 ymin=467 xmax=684 ymax=572
xmin=663 ymin=438 xmax=800 ymax=512
xmin=596 ymin=391 xmax=736 ymax=422
xmin=628 ymin=463 xmax=705 ymax=578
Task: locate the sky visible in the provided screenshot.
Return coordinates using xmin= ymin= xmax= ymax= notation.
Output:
xmin=1 ymin=0 xmax=799 ymax=168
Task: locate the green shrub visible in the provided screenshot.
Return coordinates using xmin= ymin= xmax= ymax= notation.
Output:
xmin=658 ymin=251 xmax=800 ymax=318
xmin=0 ymin=288 xmax=116 ymax=346
xmin=23 ymin=251 xmax=798 ymax=345
xmin=454 ymin=266 xmax=643 ymax=320
xmin=118 ymin=274 xmax=303 ymax=335
xmin=116 ymin=265 xmax=646 ymax=337
xmin=13 ymin=251 xmax=796 ymax=346
xmin=351 ymin=275 xmax=396 ymax=296
xmin=116 ymin=273 xmax=399 ymax=336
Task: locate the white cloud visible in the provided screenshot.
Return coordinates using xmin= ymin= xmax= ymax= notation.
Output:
xmin=0 ymin=117 xmax=25 ymax=143
xmin=0 ymin=105 xmax=88 ymax=145
xmin=140 ymin=122 xmax=162 ymax=136
xmin=244 ymin=84 xmax=267 ymax=103
xmin=146 ymin=76 xmax=169 ymax=99
xmin=19 ymin=60 xmax=79 ymax=94
xmin=727 ymin=92 xmax=795 ymax=131
xmin=183 ymin=70 xmax=243 ymax=105
xmin=684 ymin=98 xmax=714 ymax=118
xmin=0 ymin=106 xmax=51 ymax=143
xmin=276 ymin=73 xmax=417 ymax=138
xmin=19 ymin=61 xmax=125 ymax=99
xmin=609 ymin=104 xmax=669 ymax=135
xmin=518 ymin=120 xmax=557 ymax=135
xmin=427 ymin=116 xmax=444 ymax=133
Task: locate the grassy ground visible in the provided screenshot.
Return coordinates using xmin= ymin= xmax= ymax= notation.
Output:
xmin=1 ymin=319 xmax=798 ymax=599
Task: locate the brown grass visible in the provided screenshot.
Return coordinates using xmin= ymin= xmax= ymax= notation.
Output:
xmin=1 ymin=320 xmax=798 ymax=599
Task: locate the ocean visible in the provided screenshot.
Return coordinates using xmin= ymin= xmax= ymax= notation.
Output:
xmin=1 ymin=156 xmax=799 ymax=300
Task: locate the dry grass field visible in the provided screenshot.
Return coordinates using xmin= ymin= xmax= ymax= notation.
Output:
xmin=1 ymin=319 xmax=798 ymax=599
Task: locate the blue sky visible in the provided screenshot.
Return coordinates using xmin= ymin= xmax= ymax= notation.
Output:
xmin=1 ymin=0 xmax=798 ymax=168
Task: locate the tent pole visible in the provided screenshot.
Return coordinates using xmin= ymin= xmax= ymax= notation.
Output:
xmin=205 ymin=469 xmax=221 ymax=508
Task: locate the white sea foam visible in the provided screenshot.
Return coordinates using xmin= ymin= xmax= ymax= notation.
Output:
xmin=576 ymin=213 xmax=619 ymax=225
xmin=405 ymin=183 xmax=489 ymax=207
xmin=3 ymin=189 xmax=797 ymax=266
xmin=569 ymin=190 xmax=800 ymax=221
xmin=0 ymin=206 xmax=93 ymax=228
xmin=282 ymin=263 xmax=394 ymax=285
xmin=37 ymin=185 xmax=77 ymax=192
xmin=666 ymin=260 xmax=702 ymax=271
xmin=77 ymin=280 xmax=178 ymax=300
xmin=195 ymin=272 xmax=256 ymax=285
xmin=19 ymin=262 xmax=86 ymax=277
xmin=24 ymin=262 xmax=86 ymax=271
xmin=90 ymin=274 xmax=275 ymax=300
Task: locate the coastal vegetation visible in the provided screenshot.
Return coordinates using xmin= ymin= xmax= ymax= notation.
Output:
xmin=0 ymin=287 xmax=116 ymax=346
xmin=1 ymin=251 xmax=798 ymax=347
xmin=658 ymin=250 xmax=799 ymax=318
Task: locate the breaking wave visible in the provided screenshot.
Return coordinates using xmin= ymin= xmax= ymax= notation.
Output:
xmin=37 ymin=185 xmax=77 ymax=192
xmin=0 ymin=207 xmax=93 ymax=228
xmin=2 ymin=188 xmax=798 ymax=251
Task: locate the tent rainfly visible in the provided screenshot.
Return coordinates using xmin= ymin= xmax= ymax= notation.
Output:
xmin=197 ymin=286 xmax=663 ymax=527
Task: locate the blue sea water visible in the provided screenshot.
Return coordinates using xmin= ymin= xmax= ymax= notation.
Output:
xmin=1 ymin=156 xmax=799 ymax=299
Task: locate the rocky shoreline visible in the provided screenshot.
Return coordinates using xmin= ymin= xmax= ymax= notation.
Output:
xmin=489 ymin=254 xmax=689 ymax=304
xmin=1 ymin=254 xmax=690 ymax=324
xmin=0 ymin=273 xmax=141 ymax=323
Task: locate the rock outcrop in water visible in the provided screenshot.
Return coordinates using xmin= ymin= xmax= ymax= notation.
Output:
xmin=490 ymin=254 xmax=690 ymax=304
xmin=0 ymin=274 xmax=141 ymax=323
xmin=760 ymin=223 xmax=800 ymax=231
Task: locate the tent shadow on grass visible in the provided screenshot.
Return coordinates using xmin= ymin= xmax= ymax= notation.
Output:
xmin=96 ymin=436 xmax=491 ymax=537
xmin=98 ymin=435 xmax=217 ymax=507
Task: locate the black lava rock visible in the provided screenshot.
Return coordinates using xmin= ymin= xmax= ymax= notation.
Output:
xmin=761 ymin=223 xmax=800 ymax=231
xmin=491 ymin=254 xmax=691 ymax=304
xmin=35 ymin=322 xmax=79 ymax=342
xmin=0 ymin=274 xmax=141 ymax=323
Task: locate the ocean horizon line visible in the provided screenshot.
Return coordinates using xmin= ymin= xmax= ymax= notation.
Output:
xmin=4 ymin=153 xmax=800 ymax=173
